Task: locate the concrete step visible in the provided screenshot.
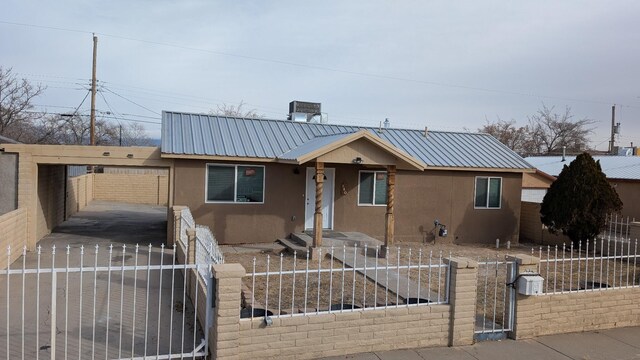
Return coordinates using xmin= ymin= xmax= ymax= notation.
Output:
xmin=276 ymin=238 xmax=308 ymax=254
xmin=290 ymin=232 xmax=312 ymax=247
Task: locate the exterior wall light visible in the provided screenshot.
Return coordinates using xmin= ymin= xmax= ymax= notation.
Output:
xmin=353 ymin=157 xmax=363 ymax=164
xmin=102 ymin=152 xmax=110 ymax=156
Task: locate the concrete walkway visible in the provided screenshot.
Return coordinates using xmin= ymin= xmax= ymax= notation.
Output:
xmin=320 ymin=327 xmax=640 ymax=360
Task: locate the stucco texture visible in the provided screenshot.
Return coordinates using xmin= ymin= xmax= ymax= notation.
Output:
xmin=174 ymin=159 xmax=522 ymax=245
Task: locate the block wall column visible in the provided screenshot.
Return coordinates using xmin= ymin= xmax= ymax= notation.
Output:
xmin=506 ymin=254 xmax=540 ymax=339
xmin=445 ymin=256 xmax=478 ymax=346
xmin=211 ymin=263 xmax=245 ymax=360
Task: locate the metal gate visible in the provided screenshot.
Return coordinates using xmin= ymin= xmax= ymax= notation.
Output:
xmin=0 ymin=244 xmax=211 ymax=360
xmin=474 ymin=257 xmax=516 ymax=341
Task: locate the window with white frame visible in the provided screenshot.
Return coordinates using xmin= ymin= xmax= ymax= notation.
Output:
xmin=206 ymin=164 xmax=265 ymax=203
xmin=358 ymin=171 xmax=387 ymax=206
xmin=474 ymin=177 xmax=501 ymax=209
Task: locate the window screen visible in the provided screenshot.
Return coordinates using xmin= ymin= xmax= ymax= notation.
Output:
xmin=236 ymin=166 xmax=264 ymax=202
xmin=359 ymin=171 xmax=387 ymax=205
xmin=207 ymin=165 xmax=235 ymax=201
xmin=206 ymin=164 xmax=264 ymax=203
xmin=475 ymin=177 xmax=501 ymax=208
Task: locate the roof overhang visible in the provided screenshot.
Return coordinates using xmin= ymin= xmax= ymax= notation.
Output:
xmin=1 ymin=144 xmax=172 ymax=167
xmin=279 ymin=130 xmax=426 ymax=171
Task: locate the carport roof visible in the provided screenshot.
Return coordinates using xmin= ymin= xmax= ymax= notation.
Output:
xmin=161 ymin=111 xmax=533 ymax=172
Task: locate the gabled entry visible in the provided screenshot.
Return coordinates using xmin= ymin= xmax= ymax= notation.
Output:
xmin=305 ymin=167 xmax=334 ymax=230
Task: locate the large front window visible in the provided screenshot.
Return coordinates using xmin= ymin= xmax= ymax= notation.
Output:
xmin=358 ymin=171 xmax=387 ymax=206
xmin=206 ymin=164 xmax=265 ymax=203
xmin=474 ymin=177 xmax=501 ymax=209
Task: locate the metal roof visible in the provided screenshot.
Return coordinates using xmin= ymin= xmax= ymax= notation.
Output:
xmin=0 ymin=135 xmax=20 ymax=144
xmin=162 ymin=111 xmax=532 ymax=170
xmin=526 ymin=156 xmax=640 ymax=180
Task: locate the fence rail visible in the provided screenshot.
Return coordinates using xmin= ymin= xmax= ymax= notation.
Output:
xmin=243 ymin=246 xmax=450 ymax=319
xmin=536 ymin=238 xmax=639 ymax=294
xmin=178 ymin=208 xmax=224 ymax=284
xmin=0 ymin=244 xmax=208 ymax=360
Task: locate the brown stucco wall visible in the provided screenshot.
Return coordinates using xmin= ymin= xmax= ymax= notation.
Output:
xmin=174 ymin=159 xmax=523 ymax=245
xmin=173 ymin=159 xmax=306 ymax=245
xmin=609 ymin=180 xmax=640 ymax=221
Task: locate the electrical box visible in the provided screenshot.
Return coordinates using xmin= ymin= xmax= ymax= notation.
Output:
xmin=517 ymin=273 xmax=544 ymax=295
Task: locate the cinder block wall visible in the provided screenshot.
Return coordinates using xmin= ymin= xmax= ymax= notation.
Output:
xmin=520 ymin=202 xmax=570 ymax=245
xmin=511 ymin=254 xmax=640 ymax=339
xmin=36 ymin=165 xmax=66 ymax=240
xmin=237 ymin=305 xmax=451 ymax=359
xmin=515 ymin=288 xmax=640 ymax=338
xmin=210 ymin=258 xmax=478 ymax=360
xmin=93 ymin=173 xmax=168 ymax=206
xmin=66 ymin=173 xmax=95 ymax=218
xmin=0 ymin=208 xmax=27 ymax=269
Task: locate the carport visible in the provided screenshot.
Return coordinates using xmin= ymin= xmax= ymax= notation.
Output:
xmin=0 ymin=144 xmax=175 ymax=253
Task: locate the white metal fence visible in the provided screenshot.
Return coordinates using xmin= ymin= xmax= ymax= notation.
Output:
xmin=536 ymin=239 xmax=639 ymax=294
xmin=474 ymin=257 xmax=516 ymax=340
xmin=0 ymin=244 xmax=211 ymax=360
xmin=178 ymin=208 xmax=224 ymax=283
xmin=599 ymin=213 xmax=634 ymax=242
xmin=242 ymin=245 xmax=450 ymax=319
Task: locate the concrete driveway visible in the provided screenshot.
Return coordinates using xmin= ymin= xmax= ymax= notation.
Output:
xmin=0 ymin=201 xmax=204 ymax=359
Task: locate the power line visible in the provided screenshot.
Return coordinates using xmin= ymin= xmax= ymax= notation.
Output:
xmin=3 ymin=19 xmax=640 ymax=109
xmin=100 ymin=86 xmax=160 ymax=115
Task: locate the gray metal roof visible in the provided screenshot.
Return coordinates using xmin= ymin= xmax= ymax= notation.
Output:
xmin=526 ymin=156 xmax=640 ymax=180
xmin=0 ymin=135 xmax=20 ymax=144
xmin=162 ymin=111 xmax=532 ymax=170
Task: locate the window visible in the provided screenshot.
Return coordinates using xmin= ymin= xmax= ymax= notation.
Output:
xmin=475 ymin=177 xmax=501 ymax=208
xmin=358 ymin=171 xmax=387 ymax=206
xmin=206 ymin=164 xmax=265 ymax=203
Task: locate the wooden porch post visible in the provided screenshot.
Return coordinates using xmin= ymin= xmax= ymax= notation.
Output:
xmin=383 ymin=165 xmax=396 ymax=257
xmin=313 ymin=162 xmax=324 ymax=251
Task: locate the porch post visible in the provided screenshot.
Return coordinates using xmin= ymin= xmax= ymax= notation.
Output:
xmin=383 ymin=165 xmax=396 ymax=256
xmin=313 ymin=162 xmax=324 ymax=251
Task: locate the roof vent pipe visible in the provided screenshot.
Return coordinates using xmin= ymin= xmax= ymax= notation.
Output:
xmin=384 ymin=118 xmax=390 ymax=128
xmin=562 ymin=146 xmax=566 ymax=162
xmin=424 ymin=127 xmax=428 ymax=137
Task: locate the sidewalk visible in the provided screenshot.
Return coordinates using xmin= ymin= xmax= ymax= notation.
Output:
xmin=321 ymin=327 xmax=640 ymax=360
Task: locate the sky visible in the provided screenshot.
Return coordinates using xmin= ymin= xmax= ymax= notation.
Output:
xmin=1 ymin=1 xmax=639 ymax=149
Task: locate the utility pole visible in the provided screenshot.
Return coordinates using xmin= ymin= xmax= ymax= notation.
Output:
xmin=90 ymin=34 xmax=98 ymax=146
xmin=609 ymin=105 xmax=616 ymax=154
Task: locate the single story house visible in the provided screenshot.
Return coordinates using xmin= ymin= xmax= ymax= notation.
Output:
xmin=162 ymin=111 xmax=534 ymax=246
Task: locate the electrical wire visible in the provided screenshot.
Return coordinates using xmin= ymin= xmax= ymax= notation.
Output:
xmin=2 ymin=19 xmax=639 ymax=109
xmin=100 ymin=86 xmax=160 ymax=115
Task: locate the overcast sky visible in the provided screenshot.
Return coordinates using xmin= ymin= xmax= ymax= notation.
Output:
xmin=1 ymin=1 xmax=639 ymax=149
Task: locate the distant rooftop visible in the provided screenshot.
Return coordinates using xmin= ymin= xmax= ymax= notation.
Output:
xmin=526 ymin=156 xmax=640 ymax=180
xmin=162 ymin=111 xmax=532 ymax=170
xmin=0 ymin=134 xmax=20 ymax=144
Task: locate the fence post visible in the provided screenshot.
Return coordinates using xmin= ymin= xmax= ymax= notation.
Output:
xmin=168 ymin=205 xmax=186 ymax=246
xmin=211 ymin=263 xmax=245 ymax=360
xmin=187 ymin=228 xmax=197 ymax=264
xmin=506 ymin=254 xmax=540 ymax=340
xmin=444 ymin=256 xmax=478 ymax=346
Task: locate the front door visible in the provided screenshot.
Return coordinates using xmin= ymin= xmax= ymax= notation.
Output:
xmin=305 ymin=167 xmax=335 ymax=230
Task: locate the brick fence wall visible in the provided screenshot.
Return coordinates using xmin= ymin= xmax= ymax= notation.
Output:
xmin=66 ymin=173 xmax=94 ymax=218
xmin=510 ymin=254 xmax=640 ymax=339
xmin=0 ymin=208 xmax=27 ymax=269
xmin=209 ymin=258 xmax=478 ymax=360
xmin=94 ymin=173 xmax=168 ymax=206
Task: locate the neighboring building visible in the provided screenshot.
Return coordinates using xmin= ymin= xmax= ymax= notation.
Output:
xmin=162 ymin=111 xmax=534 ymax=245
xmin=521 ymin=155 xmax=640 ymax=245
xmin=526 ymin=156 xmax=640 ymax=221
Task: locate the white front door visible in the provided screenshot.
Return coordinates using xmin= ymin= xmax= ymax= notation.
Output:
xmin=305 ymin=167 xmax=335 ymax=230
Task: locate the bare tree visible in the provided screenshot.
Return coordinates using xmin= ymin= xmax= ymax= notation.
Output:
xmin=479 ymin=118 xmax=532 ymax=155
xmin=0 ymin=67 xmax=45 ymax=142
xmin=36 ymin=115 xmax=151 ymax=146
xmin=211 ymin=101 xmax=262 ymax=118
xmin=527 ymin=105 xmax=594 ymax=154
xmin=479 ymin=105 xmax=594 ymax=156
